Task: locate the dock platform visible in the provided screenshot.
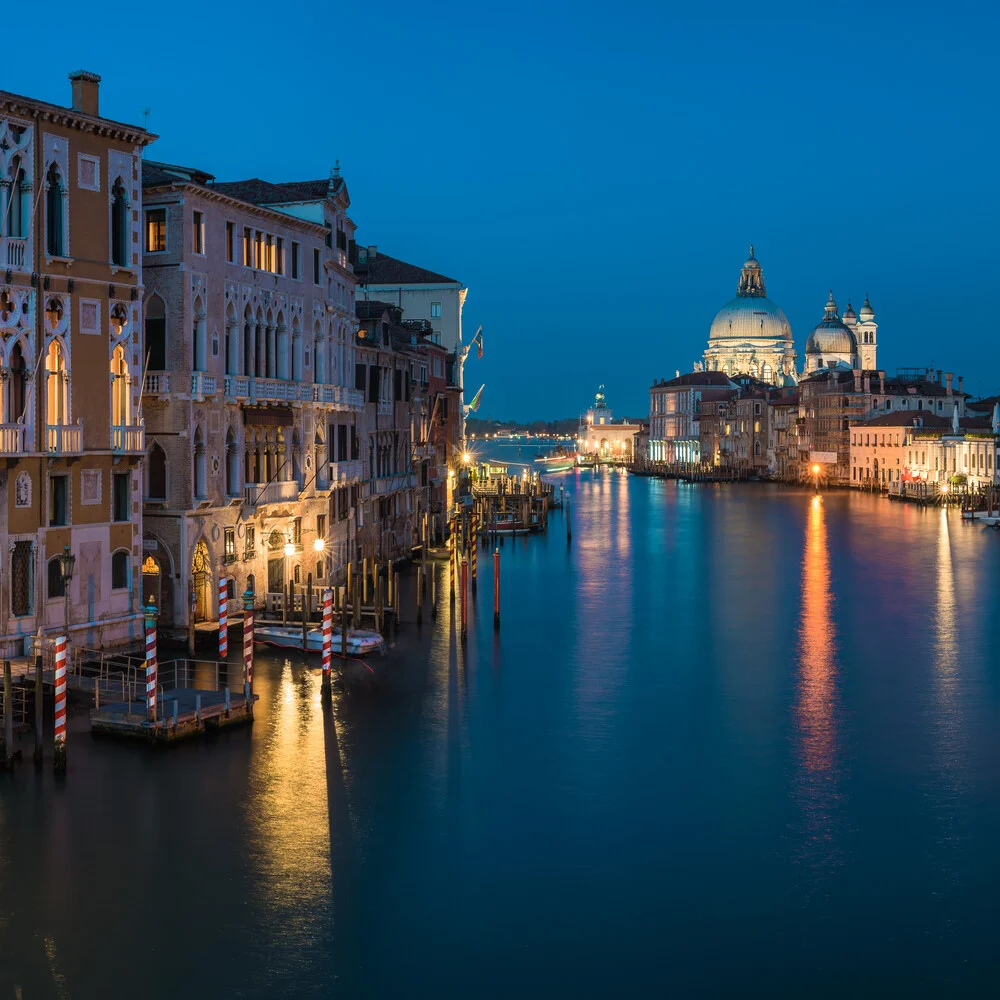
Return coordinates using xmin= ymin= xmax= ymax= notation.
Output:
xmin=90 ymin=687 xmax=256 ymax=743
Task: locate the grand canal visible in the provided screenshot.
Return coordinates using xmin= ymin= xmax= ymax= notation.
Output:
xmin=3 ymin=472 xmax=1000 ymax=997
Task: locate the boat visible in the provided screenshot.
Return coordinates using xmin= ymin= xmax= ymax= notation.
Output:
xmin=534 ymin=449 xmax=577 ymax=474
xmin=575 ymin=455 xmax=596 ymax=468
xmin=254 ymin=623 xmax=385 ymax=655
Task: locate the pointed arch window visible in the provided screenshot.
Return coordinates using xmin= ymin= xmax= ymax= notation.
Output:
xmin=225 ymin=428 xmax=240 ymax=496
xmin=45 ymin=340 xmax=68 ymax=425
xmin=46 ymin=163 xmax=65 ymax=256
xmin=193 ymin=426 xmax=207 ymax=499
xmin=111 ymin=344 xmax=130 ymax=427
xmin=6 ymin=341 xmax=27 ymax=424
xmin=145 ymin=295 xmax=167 ymax=370
xmin=111 ymin=178 xmax=129 ymax=266
xmin=6 ymin=158 xmax=25 ymax=240
xmin=147 ymin=442 xmax=167 ymax=499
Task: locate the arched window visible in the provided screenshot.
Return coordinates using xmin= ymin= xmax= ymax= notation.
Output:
xmin=46 ymin=163 xmax=64 ymax=256
xmin=243 ymin=309 xmax=254 ymax=377
xmin=111 ymin=178 xmax=128 ymax=266
xmin=754 ymin=440 xmax=761 ymax=457
xmin=291 ymin=318 xmax=302 ymax=381
xmin=192 ymin=301 xmax=206 ymax=372
xmin=6 ymin=341 xmax=27 ymax=424
xmin=225 ymin=428 xmax=239 ymax=496
xmin=111 ymin=550 xmax=130 ymax=590
xmin=111 ymin=344 xmax=129 ymax=427
xmin=246 ymin=573 xmax=256 ymax=599
xmin=225 ymin=304 xmax=238 ymax=376
xmin=145 ymin=294 xmax=167 ymax=370
xmin=45 ymin=340 xmax=68 ymax=425
xmin=255 ymin=309 xmax=265 ymax=378
xmin=276 ymin=313 xmax=289 ymax=380
xmin=193 ymin=426 xmax=207 ymax=498
xmin=6 ymin=158 xmax=25 ymax=240
xmin=761 ymin=362 xmax=772 ymax=383
xmin=48 ymin=556 xmax=65 ymax=599
xmin=147 ymin=442 xmax=167 ymax=499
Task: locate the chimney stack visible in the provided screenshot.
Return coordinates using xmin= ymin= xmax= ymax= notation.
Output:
xmin=853 ymin=368 xmax=862 ymax=393
xmin=69 ymin=70 xmax=101 ymax=116
xmin=945 ymin=372 xmax=954 ymax=396
xmin=957 ymin=375 xmax=964 ymax=395
xmin=936 ymin=369 xmax=942 ymax=385
xmin=863 ymin=372 xmax=871 ymax=395
xmin=878 ymin=370 xmax=885 ymax=395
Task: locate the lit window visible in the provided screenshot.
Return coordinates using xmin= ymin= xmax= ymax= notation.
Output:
xmin=193 ymin=211 xmax=205 ymax=254
xmin=145 ymin=208 xmax=167 ymax=252
xmin=242 ymin=227 xmax=252 ymax=266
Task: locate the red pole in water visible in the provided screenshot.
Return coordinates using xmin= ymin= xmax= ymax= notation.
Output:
xmin=144 ymin=600 xmax=158 ymax=722
xmin=53 ymin=637 xmax=68 ymax=773
xmin=493 ymin=547 xmax=500 ymax=630
xmin=460 ymin=558 xmax=468 ymax=642
xmin=321 ymin=589 xmax=333 ymax=699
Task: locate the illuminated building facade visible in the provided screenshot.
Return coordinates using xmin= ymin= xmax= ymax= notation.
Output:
xmin=577 ymin=385 xmax=640 ymax=461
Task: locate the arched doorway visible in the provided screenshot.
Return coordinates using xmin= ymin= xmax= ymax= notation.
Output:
xmin=191 ymin=537 xmax=211 ymax=622
xmin=141 ymin=553 xmax=161 ymax=610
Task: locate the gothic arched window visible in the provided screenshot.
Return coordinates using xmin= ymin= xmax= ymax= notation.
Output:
xmin=46 ymin=163 xmax=64 ymax=256
xmin=111 ymin=179 xmax=128 ymax=266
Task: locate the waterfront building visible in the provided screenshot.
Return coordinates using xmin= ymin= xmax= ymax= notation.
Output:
xmin=354 ymin=303 xmax=417 ymax=563
xmin=353 ymin=247 xmax=468 ymax=441
xmin=699 ymin=388 xmax=774 ymax=473
xmin=140 ymin=163 xmax=362 ymax=629
xmin=647 ymin=371 xmax=736 ymax=464
xmin=0 ymin=74 xmax=154 ymax=655
xmin=577 ymin=385 xmax=640 ymax=462
xmin=769 ymin=390 xmax=800 ymax=480
xmin=702 ymin=248 xmax=797 ymax=386
xmin=850 ymin=407 xmax=1000 ymax=490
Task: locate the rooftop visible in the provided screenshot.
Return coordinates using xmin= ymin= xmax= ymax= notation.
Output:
xmin=652 ymin=371 xmax=735 ymax=389
xmin=355 ymin=250 xmax=460 ymax=286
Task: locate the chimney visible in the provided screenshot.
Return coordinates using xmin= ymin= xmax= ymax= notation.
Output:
xmin=936 ymin=369 xmax=942 ymax=385
xmin=957 ymin=375 xmax=964 ymax=395
xmin=863 ymin=373 xmax=871 ymax=395
xmin=878 ymin=370 xmax=885 ymax=395
xmin=945 ymin=372 xmax=953 ymax=396
xmin=69 ymin=70 xmax=101 ymax=116
xmin=853 ymin=368 xmax=862 ymax=393
xmin=368 ymin=245 xmax=378 ymax=260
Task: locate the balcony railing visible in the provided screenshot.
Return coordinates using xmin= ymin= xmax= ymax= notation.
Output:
xmin=328 ymin=459 xmax=362 ymax=483
xmin=244 ymin=479 xmax=302 ymax=507
xmin=0 ymin=422 xmax=26 ymax=454
xmin=4 ymin=237 xmax=26 ymax=268
xmin=112 ymin=423 xmax=145 ymax=454
xmin=144 ymin=371 xmax=170 ymax=394
xmin=47 ymin=422 xmax=83 ymax=455
xmin=191 ymin=372 xmax=217 ymax=396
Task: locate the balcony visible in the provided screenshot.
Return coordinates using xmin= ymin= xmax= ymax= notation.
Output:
xmin=191 ymin=372 xmax=218 ymax=397
xmin=328 ymin=460 xmax=362 ymax=483
xmin=4 ymin=237 xmax=26 ymax=268
xmin=224 ymin=376 xmax=311 ymax=402
xmin=244 ymin=479 xmax=302 ymax=507
xmin=144 ymin=371 xmax=170 ymax=394
xmin=0 ymin=423 xmax=26 ymax=455
xmin=112 ymin=423 xmax=145 ymax=454
xmin=47 ymin=422 xmax=83 ymax=455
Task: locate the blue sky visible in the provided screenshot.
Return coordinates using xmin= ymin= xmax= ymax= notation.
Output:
xmin=24 ymin=0 xmax=1000 ymax=419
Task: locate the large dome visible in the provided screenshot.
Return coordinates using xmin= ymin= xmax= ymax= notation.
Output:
xmin=709 ymin=296 xmax=793 ymax=343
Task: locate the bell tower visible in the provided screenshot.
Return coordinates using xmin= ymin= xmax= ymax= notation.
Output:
xmin=857 ymin=295 xmax=877 ymax=369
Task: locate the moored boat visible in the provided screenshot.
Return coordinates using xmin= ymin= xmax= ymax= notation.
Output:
xmin=534 ymin=449 xmax=577 ymax=474
xmin=254 ymin=623 xmax=385 ymax=655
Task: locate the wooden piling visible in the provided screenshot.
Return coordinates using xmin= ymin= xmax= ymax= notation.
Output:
xmin=417 ymin=568 xmax=423 ymax=626
xmin=303 ymin=574 xmax=313 ymax=655
xmin=34 ymin=636 xmax=43 ymax=765
xmin=431 ymin=563 xmax=437 ymax=618
xmin=394 ymin=572 xmax=400 ymax=625
xmin=363 ymin=557 xmax=369 ymax=605
xmin=566 ymin=496 xmax=572 ymax=544
xmin=3 ymin=659 xmax=13 ymax=768
xmin=460 ymin=558 xmax=468 ymax=643
xmin=493 ymin=547 xmax=500 ymax=630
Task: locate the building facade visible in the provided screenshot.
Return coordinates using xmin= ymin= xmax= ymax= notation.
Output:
xmin=648 ymin=371 xmax=737 ymax=464
xmin=0 ymin=74 xmax=154 ymax=655
xmin=578 ymin=386 xmax=639 ymax=461
xmin=140 ymin=163 xmax=362 ymax=629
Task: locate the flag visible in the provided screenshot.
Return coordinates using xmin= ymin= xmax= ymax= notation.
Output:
xmin=467 ymin=384 xmax=485 ymax=412
xmin=473 ymin=325 xmax=483 ymax=359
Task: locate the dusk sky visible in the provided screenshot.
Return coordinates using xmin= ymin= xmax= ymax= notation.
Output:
xmin=27 ymin=0 xmax=1000 ymax=420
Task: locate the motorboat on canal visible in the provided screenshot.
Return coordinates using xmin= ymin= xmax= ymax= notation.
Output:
xmin=533 ymin=448 xmax=577 ymax=474
xmin=254 ymin=623 xmax=385 ymax=655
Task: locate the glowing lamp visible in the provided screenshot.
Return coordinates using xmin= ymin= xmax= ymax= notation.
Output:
xmin=283 ymin=542 xmax=295 ymax=557
xmin=812 ymin=464 xmax=821 ymax=475
xmin=313 ymin=538 xmax=325 ymax=552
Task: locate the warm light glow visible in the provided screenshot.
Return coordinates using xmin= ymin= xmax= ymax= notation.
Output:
xmin=462 ymin=452 xmax=471 ymax=464
xmin=283 ymin=542 xmax=295 ymax=557
xmin=313 ymin=538 xmax=325 ymax=552
xmin=812 ymin=464 xmax=821 ymax=475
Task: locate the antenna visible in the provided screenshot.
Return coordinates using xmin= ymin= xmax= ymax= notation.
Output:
xmin=141 ymin=106 xmax=152 ymax=129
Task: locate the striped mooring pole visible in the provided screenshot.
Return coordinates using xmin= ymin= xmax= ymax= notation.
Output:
xmin=493 ymin=547 xmax=500 ymax=630
xmin=449 ymin=517 xmax=456 ymax=599
xmin=242 ymin=588 xmax=254 ymax=707
xmin=218 ymin=578 xmax=228 ymax=660
xmin=53 ymin=635 xmax=68 ymax=773
xmin=321 ymin=589 xmax=333 ymax=699
xmin=470 ymin=510 xmax=478 ymax=591
xmin=144 ymin=598 xmax=159 ymax=723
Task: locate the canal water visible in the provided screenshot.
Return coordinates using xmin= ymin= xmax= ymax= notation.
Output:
xmin=3 ymin=472 xmax=1000 ymax=998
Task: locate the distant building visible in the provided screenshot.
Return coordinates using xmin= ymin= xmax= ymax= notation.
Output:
xmin=648 ymin=371 xmax=736 ymax=464
xmin=577 ymin=385 xmax=640 ymax=461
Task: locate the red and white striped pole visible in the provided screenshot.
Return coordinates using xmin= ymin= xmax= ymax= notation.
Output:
xmin=53 ymin=635 xmax=67 ymax=773
xmin=242 ymin=588 xmax=254 ymax=707
xmin=321 ymin=588 xmax=333 ymax=698
xmin=144 ymin=599 xmax=159 ymax=723
xmin=218 ymin=578 xmax=228 ymax=660
xmin=449 ymin=517 xmax=455 ymax=599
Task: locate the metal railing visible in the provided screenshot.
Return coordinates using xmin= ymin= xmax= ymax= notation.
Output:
xmin=46 ymin=422 xmax=83 ymax=454
xmin=111 ymin=422 xmax=144 ymax=453
xmin=4 ymin=237 xmax=26 ymax=268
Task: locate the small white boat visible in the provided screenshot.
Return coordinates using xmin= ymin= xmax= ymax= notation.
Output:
xmin=254 ymin=624 xmax=385 ymax=656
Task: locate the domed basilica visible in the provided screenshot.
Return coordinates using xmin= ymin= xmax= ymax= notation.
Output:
xmin=700 ymin=247 xmax=877 ymax=384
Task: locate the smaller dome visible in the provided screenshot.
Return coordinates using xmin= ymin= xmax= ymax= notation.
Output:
xmin=805 ymin=291 xmax=858 ymax=359
xmin=842 ymin=300 xmax=857 ymax=324
xmin=859 ymin=294 xmax=874 ymax=320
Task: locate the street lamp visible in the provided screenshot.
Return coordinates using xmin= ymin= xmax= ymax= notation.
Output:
xmin=812 ymin=463 xmax=821 ymax=493
xmin=313 ymin=536 xmax=326 ymax=583
xmin=58 ymin=544 xmax=75 ymax=639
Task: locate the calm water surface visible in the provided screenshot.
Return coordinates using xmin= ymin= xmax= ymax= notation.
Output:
xmin=3 ymin=473 xmax=1000 ymax=997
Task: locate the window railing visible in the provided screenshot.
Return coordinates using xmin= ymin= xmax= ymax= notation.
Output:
xmin=0 ymin=422 xmax=26 ymax=454
xmin=111 ymin=423 xmax=144 ymax=454
xmin=244 ymin=479 xmax=301 ymax=506
xmin=47 ymin=422 xmax=83 ymax=455
xmin=143 ymin=371 xmax=170 ymax=394
xmin=4 ymin=237 xmax=27 ymax=268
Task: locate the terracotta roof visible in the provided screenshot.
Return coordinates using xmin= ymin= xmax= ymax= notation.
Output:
xmin=856 ymin=412 xmax=951 ymax=428
xmin=652 ymin=371 xmax=734 ymax=389
xmin=209 ymin=176 xmax=345 ymax=205
xmin=699 ymin=388 xmax=739 ymax=401
xmin=357 ymin=252 xmax=460 ymax=286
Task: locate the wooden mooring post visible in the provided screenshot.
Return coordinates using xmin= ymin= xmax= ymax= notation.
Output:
xmin=3 ymin=659 xmax=13 ymax=769
xmin=34 ymin=635 xmax=44 ymax=766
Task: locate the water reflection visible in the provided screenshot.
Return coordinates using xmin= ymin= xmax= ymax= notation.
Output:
xmin=793 ymin=495 xmax=842 ymax=870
